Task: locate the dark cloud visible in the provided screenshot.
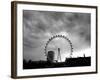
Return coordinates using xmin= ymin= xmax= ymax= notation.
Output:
xmin=23 ymin=10 xmax=91 ymax=61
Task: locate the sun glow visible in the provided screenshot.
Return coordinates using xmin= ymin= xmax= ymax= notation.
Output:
xmin=57 ymin=31 xmax=69 ymax=37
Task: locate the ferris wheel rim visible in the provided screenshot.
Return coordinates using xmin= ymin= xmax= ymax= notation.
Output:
xmin=44 ymin=35 xmax=73 ymax=58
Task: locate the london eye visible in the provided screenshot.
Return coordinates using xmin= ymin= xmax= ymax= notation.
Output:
xmin=44 ymin=35 xmax=73 ymax=63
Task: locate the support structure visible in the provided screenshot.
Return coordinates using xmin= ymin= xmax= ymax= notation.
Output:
xmin=57 ymin=48 xmax=62 ymax=62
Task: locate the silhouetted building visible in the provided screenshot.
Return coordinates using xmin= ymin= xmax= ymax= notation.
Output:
xmin=47 ymin=51 xmax=55 ymax=63
xmin=65 ymin=57 xmax=91 ymax=66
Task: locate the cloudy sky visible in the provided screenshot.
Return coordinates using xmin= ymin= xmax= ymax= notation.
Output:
xmin=23 ymin=10 xmax=91 ymax=61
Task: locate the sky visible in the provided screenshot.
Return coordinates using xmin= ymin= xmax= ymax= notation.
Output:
xmin=23 ymin=10 xmax=91 ymax=61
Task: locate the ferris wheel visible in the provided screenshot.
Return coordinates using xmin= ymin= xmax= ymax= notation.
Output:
xmin=44 ymin=35 xmax=73 ymax=62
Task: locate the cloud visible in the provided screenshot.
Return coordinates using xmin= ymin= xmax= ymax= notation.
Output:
xmin=23 ymin=10 xmax=91 ymax=61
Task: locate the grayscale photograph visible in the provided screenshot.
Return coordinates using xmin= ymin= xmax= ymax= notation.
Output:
xmin=23 ymin=10 xmax=91 ymax=69
xmin=11 ymin=2 xmax=97 ymax=78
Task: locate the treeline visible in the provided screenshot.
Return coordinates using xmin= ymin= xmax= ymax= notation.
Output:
xmin=23 ymin=57 xmax=91 ymax=69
